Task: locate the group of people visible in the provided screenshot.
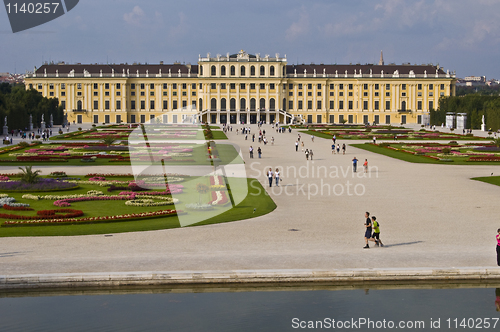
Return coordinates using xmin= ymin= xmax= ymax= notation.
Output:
xmin=266 ymin=168 xmax=281 ymax=187
xmin=364 ymin=212 xmax=383 ymax=248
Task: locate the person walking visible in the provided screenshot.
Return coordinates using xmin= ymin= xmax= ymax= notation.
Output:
xmin=363 ymin=159 xmax=368 ymax=173
xmin=301 ymin=141 xmax=305 ymax=151
xmin=267 ymin=168 xmax=274 ymax=188
xmin=311 ymin=135 xmax=314 ymax=142
xmin=373 ymin=136 xmax=376 ymax=144
xmin=337 ymin=143 xmax=340 ymax=154
xmin=249 ymin=146 xmax=254 ymax=158
xmin=364 ymin=212 xmax=372 ymax=249
xmin=332 ymin=143 xmax=336 ymax=154
xmin=352 ymin=156 xmax=358 ymax=173
xmin=305 ymin=149 xmax=310 ymax=160
xmin=496 ymin=228 xmax=500 ymax=266
xmin=275 ymin=168 xmax=280 ymax=186
xmin=371 ymin=216 xmax=383 ymax=247
xmin=342 ymin=143 xmax=346 ymax=155
xmin=295 ymin=141 xmax=299 ymax=152
xmin=257 ymin=147 xmax=262 ymax=158
xmin=309 ymin=149 xmax=314 ymax=160
xmin=333 ymin=135 xmax=336 ymax=145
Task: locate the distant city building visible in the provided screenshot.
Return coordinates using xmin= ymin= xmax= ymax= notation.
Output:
xmin=24 ymin=50 xmax=456 ymax=125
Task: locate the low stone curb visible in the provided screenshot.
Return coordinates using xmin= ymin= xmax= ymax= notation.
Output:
xmin=1 ymin=267 xmax=500 ymax=289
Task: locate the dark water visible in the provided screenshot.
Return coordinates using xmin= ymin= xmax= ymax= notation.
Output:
xmin=1 ymin=284 xmax=500 ymax=331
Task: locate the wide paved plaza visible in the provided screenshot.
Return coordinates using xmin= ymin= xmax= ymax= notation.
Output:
xmin=0 ymin=124 xmax=499 ymax=277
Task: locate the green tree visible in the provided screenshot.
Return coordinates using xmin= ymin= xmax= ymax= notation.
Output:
xmin=18 ymin=166 xmax=41 ymax=184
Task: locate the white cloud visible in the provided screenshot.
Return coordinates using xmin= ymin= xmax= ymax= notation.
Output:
xmin=124 ymin=6 xmax=145 ymax=27
xmin=285 ymin=11 xmax=309 ymax=41
xmin=169 ymin=12 xmax=189 ymax=40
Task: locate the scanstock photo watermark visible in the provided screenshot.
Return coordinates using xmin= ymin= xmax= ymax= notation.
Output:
xmin=249 ymin=161 xmax=379 ymax=200
xmin=4 ymin=0 xmax=79 ymax=33
xmin=129 ymin=117 xmax=249 ymax=227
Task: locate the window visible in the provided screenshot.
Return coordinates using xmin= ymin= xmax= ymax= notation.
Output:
xmin=77 ymin=92 xmax=82 ymax=96
xmin=418 ymin=84 xmax=422 ymax=90
xmin=250 ymin=66 xmax=255 ymax=76
xmin=260 ymin=66 xmax=265 ymax=76
xmin=49 ymin=84 xmax=54 ymax=89
xmin=131 ymin=100 xmax=136 ymax=109
xmin=131 ymin=83 xmax=135 ymax=89
xmin=250 ymin=98 xmax=256 ymax=111
xmin=339 ymin=84 xmax=343 ymax=89
xmin=386 ymin=101 xmax=390 ymax=110
xmin=93 ymin=100 xmax=98 ymax=110
xmin=210 ymin=98 xmax=217 ymax=111
xmin=374 ymin=101 xmax=379 ymax=110
xmin=385 ymin=115 xmax=391 ymax=124
xmin=363 ymin=115 xmax=369 ymax=124
xmin=105 ymin=83 xmax=110 ymax=89
xmin=240 ymin=83 xmax=246 ymax=90
xmin=140 ymin=115 xmax=146 ymax=123
xmin=221 ymin=98 xmax=226 ymax=111
xmin=105 ymin=101 xmax=110 ymax=110
xmin=429 ymin=84 xmax=434 ymax=90
xmin=317 ymin=92 xmax=321 ymax=96
xmin=429 ymin=101 xmax=434 ymax=110
xmin=330 ymin=92 xmax=334 ymax=96
xmin=163 ymin=100 xmax=168 ymax=109
xmin=317 ymin=100 xmax=322 ymax=109
xmin=93 ymin=83 xmax=98 ymax=89
xmin=348 ymin=84 xmax=353 ymax=90
xmin=348 ymin=115 xmax=354 ymax=124
xmin=221 ymin=66 xmax=226 ymax=76
xmin=93 ymin=115 xmax=99 ymax=124
xmin=440 ymin=84 xmax=445 ymax=90
xmin=308 ymin=84 xmax=312 ymax=90
xmin=289 ymin=100 xmax=293 ymax=110
xmin=93 ymin=91 xmax=98 ymax=97
xmin=150 ymin=84 xmax=154 ymax=90
xmin=182 ymin=91 xmax=186 ymax=96
xmin=260 ymin=83 xmax=265 ymax=90
xmin=329 ymin=115 xmax=335 ymax=123
xmin=61 ymin=100 xmax=66 ymax=109
xmin=230 ymin=66 xmax=235 ymax=76
xmin=307 ymin=100 xmax=312 ymax=109
xmin=141 ymin=101 xmax=145 ymax=109
xmin=182 ymin=100 xmax=187 ymax=108
xmin=77 ymin=83 xmax=82 ymax=89
xmin=329 ymin=100 xmax=334 ymax=109
xmin=363 ymin=101 xmax=368 ymax=110
xmin=298 ymin=84 xmax=303 ymax=89
xmin=250 ymin=83 xmax=256 ymax=90
xmin=363 ymin=84 xmax=368 ymax=90
xmin=116 ymin=83 xmax=121 ymax=89
xmin=318 ymin=84 xmax=322 ymax=89
xmin=140 ymin=84 xmax=145 ymax=89
xmin=375 ymin=84 xmax=379 ymax=90
xmin=173 ymin=100 xmax=178 ymax=109
xmin=116 ymin=100 xmax=121 ymax=110
xmin=240 ymin=66 xmax=246 ymax=76
xmin=386 ymin=84 xmax=390 ymax=90
xmin=163 ymin=83 xmax=168 ymax=89
xmin=150 ymin=100 xmax=155 ymax=109
xmin=211 ymin=83 xmax=216 ymax=90
xmin=61 ymin=92 xmax=65 ymax=96
xmin=429 ymin=92 xmax=434 ymax=97
xmin=221 ymin=83 xmax=226 ymax=90
xmin=105 ymin=91 xmax=110 ymax=96
xmin=140 ymin=92 xmax=145 ymax=96
xmin=270 ymin=66 xmax=275 ymax=76
xmin=199 ymin=66 xmax=203 ymax=76
xmin=230 ymin=98 xmax=236 ymax=111
xmin=230 ymin=83 xmax=236 ymax=90
xmin=386 ymin=92 xmax=390 ymax=97
xmin=417 ymin=101 xmax=422 ymax=110
xmin=182 ymin=83 xmax=186 ymax=89
xmin=173 ymin=91 xmax=177 ymax=96
xmin=339 ymin=101 xmax=344 ymax=109
xmin=339 ymin=115 xmax=344 ymax=123
xmin=61 ymin=83 xmax=65 ymax=89
xmin=289 ymin=84 xmax=293 ymax=90
xmin=308 ymin=92 xmax=312 ymax=97
xmin=339 ymin=92 xmax=343 ymax=96
xmin=329 ymin=84 xmax=334 ymax=89
xmin=317 ymin=115 xmax=322 ymax=124
xmin=117 ymin=91 xmax=121 ymax=96
xmin=192 ymin=83 xmax=196 ymax=89
xmin=374 ymin=92 xmax=379 ymax=97
xmin=402 ymin=84 xmax=406 ymax=90
xmin=211 ymin=65 xmax=216 ymax=76
xmin=49 ymin=92 xmax=54 ymax=96
xmin=418 ymin=92 xmax=422 ymax=96
xmin=298 ymin=101 xmax=303 ymax=109
xmin=363 ymin=92 xmax=368 ymax=97
xmin=348 ymin=101 xmax=353 ymax=110
xmin=173 ymin=83 xmax=177 ymax=89
xmin=440 ymin=92 xmax=445 ymax=96
xmin=402 ymin=92 xmax=406 ymax=97
xmin=270 ymin=84 xmax=275 ymax=90
xmin=348 ymin=92 xmax=353 ymax=97
xmin=240 ymin=98 xmax=246 ymax=110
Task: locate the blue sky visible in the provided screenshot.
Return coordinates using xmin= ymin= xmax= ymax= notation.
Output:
xmin=2 ymin=0 xmax=500 ymax=79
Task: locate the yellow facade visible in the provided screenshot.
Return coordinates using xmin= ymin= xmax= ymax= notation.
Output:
xmin=25 ymin=50 xmax=456 ymax=125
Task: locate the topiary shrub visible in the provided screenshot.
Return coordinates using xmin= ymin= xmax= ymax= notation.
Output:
xmin=442 ymin=148 xmax=451 ymax=154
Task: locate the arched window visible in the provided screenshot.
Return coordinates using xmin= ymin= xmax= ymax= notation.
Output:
xmin=240 ymin=66 xmax=246 ymax=76
xmin=230 ymin=98 xmax=236 ymax=111
xmin=270 ymin=98 xmax=276 ymax=111
xmin=250 ymin=98 xmax=256 ymax=111
xmin=221 ymin=98 xmax=226 ymax=111
xmin=283 ymin=98 xmax=286 ymax=111
xmin=270 ymin=66 xmax=275 ymax=76
xmin=240 ymin=98 xmax=246 ymax=110
xmin=259 ymin=98 xmax=266 ymax=110
xmin=211 ymin=65 xmax=216 ymax=76
xmin=199 ymin=98 xmax=203 ymax=112
xmin=211 ymin=98 xmax=217 ymax=111
xmin=221 ymin=65 xmax=226 ymax=76
xmin=77 ymin=100 xmax=82 ymax=110
xmin=230 ymin=65 xmax=235 ymax=76
xmin=250 ymin=66 xmax=255 ymax=76
xmin=402 ymin=101 xmax=406 ymax=111
xmin=260 ymin=66 xmax=265 ymax=76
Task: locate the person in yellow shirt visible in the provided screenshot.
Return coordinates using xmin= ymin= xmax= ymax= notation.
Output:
xmin=371 ymin=216 xmax=384 ymax=247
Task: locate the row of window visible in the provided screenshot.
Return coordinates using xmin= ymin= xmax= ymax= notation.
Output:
xmin=206 ymin=65 xmax=278 ymax=77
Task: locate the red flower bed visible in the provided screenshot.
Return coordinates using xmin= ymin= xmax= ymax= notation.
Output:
xmin=3 ymin=204 xmax=33 ymax=211
xmin=468 ymin=156 xmax=500 ymax=162
xmin=0 ymin=209 xmax=83 ymax=220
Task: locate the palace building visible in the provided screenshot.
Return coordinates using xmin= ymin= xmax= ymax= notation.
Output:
xmin=24 ymin=50 xmax=456 ymax=125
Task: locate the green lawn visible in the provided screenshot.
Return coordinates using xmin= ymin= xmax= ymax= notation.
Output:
xmin=472 ymin=176 xmax=500 ymax=187
xmin=0 ymin=177 xmax=275 ymax=237
xmin=351 ymin=143 xmax=500 ymax=165
xmin=299 ymin=130 xmax=334 ymax=139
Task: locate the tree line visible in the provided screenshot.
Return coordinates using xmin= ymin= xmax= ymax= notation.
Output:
xmin=431 ymin=95 xmax=500 ymax=131
xmin=0 ymin=83 xmax=64 ymax=131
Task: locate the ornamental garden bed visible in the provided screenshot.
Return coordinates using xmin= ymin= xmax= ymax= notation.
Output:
xmin=351 ymin=142 xmax=500 ymax=165
xmin=0 ymin=175 xmax=275 ymax=237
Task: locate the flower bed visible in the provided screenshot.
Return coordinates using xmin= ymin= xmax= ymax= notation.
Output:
xmin=0 ymin=179 xmax=78 ymax=192
xmin=3 ymin=204 xmax=33 ymax=211
xmin=0 ymin=208 xmax=83 ymax=220
xmin=2 ymin=209 xmax=181 ymax=226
